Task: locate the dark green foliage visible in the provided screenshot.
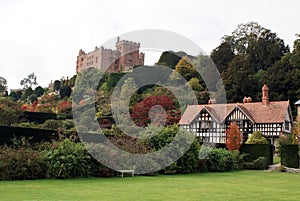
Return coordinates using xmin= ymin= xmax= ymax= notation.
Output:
xmin=106 ymin=73 xmax=125 ymax=91
xmin=59 ymin=85 xmax=72 ymax=99
xmin=240 ymin=144 xmax=273 ymax=165
xmin=211 ymin=41 xmax=234 ymax=73
xmin=0 ymin=125 xmax=57 ymax=145
xmin=41 ymin=119 xmax=62 ymax=130
xmin=43 ymin=139 xmax=91 ymax=178
xmin=156 ymin=51 xmax=185 ymax=69
xmin=211 ymin=22 xmax=291 ymax=104
xmin=253 ymin=157 xmax=269 ymax=170
xmin=205 ymin=148 xmax=234 ymax=172
xmin=29 ymin=94 xmax=38 ymax=103
xmin=0 ymin=77 xmax=7 ymax=95
xmin=280 ymin=145 xmax=299 ymax=168
xmin=9 ymin=90 xmax=22 ymax=101
xmin=144 ymin=125 xmax=201 ymax=174
xmin=24 ymin=111 xmax=57 ymax=124
xmin=177 ymin=139 xmax=201 ymax=174
xmin=243 ymin=156 xmax=269 ymax=170
xmin=33 ymin=86 xmax=45 ymax=97
xmin=53 ymin=80 xmax=61 ymax=91
xmin=21 ymin=87 xmax=33 ymax=100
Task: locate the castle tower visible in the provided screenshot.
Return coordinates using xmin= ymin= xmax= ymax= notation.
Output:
xmin=116 ymin=38 xmax=143 ymax=71
xmin=262 ymin=84 xmax=269 ymax=106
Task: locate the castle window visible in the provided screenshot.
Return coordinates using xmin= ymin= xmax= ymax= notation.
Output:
xmin=96 ymin=57 xmax=98 ymax=63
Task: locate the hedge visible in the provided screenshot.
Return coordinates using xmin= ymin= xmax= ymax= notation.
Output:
xmin=240 ymin=144 xmax=274 ymax=165
xmin=0 ymin=125 xmax=58 ymax=145
xmin=280 ymin=145 xmax=299 ymax=168
xmin=24 ymin=111 xmax=57 ymax=124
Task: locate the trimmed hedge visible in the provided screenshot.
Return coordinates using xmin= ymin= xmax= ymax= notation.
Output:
xmin=240 ymin=144 xmax=273 ymax=165
xmin=281 ymin=145 xmax=299 ymax=168
xmin=24 ymin=111 xmax=57 ymax=124
xmin=0 ymin=125 xmax=58 ymax=145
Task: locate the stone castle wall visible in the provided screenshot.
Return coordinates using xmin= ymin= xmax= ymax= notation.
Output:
xmin=76 ymin=38 xmax=144 ymax=73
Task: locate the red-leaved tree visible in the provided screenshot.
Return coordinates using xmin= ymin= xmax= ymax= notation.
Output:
xmin=226 ymin=122 xmax=242 ymax=151
xmin=131 ymin=95 xmax=180 ymax=127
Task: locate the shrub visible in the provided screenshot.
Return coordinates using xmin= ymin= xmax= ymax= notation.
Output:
xmin=246 ymin=131 xmax=268 ymax=144
xmin=0 ymin=139 xmax=46 ymax=180
xmin=253 ymin=157 xmax=268 ymax=170
xmin=226 ymin=122 xmax=242 ymax=151
xmin=42 ymin=139 xmax=91 ymax=178
xmin=280 ymin=145 xmax=299 ymax=168
xmin=41 ymin=119 xmax=62 ymax=130
xmin=177 ymin=139 xmax=201 ymax=173
xmin=243 ymin=157 xmax=268 ymax=170
xmin=240 ymin=144 xmax=273 ymax=165
xmin=206 ymin=148 xmax=234 ymax=172
xmin=57 ymin=101 xmax=72 ymax=114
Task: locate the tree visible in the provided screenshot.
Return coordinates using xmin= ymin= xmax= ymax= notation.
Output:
xmin=222 ymin=54 xmax=257 ymax=102
xmin=174 ymin=56 xmax=199 ymax=81
xmin=226 ymin=122 xmax=242 ymax=151
xmin=34 ymin=86 xmax=44 ymax=97
xmin=0 ymin=97 xmax=24 ymax=125
xmin=211 ymin=41 xmax=234 ymax=74
xmin=29 ymin=94 xmax=38 ymax=103
xmin=211 ymin=22 xmax=289 ymax=103
xmin=0 ymin=77 xmax=7 ymax=95
xmin=59 ymin=85 xmax=72 ymax=99
xmin=132 ymin=95 xmax=177 ymax=127
xmin=156 ymin=51 xmax=186 ymax=69
xmin=246 ymin=131 xmax=268 ymax=144
xmin=20 ymin=73 xmax=38 ymax=89
xmin=21 ymin=87 xmax=33 ymax=101
xmin=53 ymin=80 xmax=61 ymax=91
xmin=187 ymin=77 xmax=203 ymax=92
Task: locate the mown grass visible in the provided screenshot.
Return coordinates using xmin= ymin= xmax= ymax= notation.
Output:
xmin=1 ymin=170 xmax=299 ymax=201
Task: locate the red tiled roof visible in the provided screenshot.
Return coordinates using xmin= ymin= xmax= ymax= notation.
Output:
xmin=179 ymin=105 xmax=204 ymax=125
xmin=179 ymin=101 xmax=290 ymax=125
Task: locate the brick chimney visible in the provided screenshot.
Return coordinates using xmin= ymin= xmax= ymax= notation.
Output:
xmin=262 ymin=84 xmax=269 ymax=106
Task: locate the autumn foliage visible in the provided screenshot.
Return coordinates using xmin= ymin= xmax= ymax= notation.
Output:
xmin=131 ymin=95 xmax=180 ymax=127
xmin=226 ymin=122 xmax=242 ymax=151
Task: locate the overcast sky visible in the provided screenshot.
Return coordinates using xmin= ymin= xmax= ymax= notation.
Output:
xmin=1 ymin=0 xmax=299 ymax=90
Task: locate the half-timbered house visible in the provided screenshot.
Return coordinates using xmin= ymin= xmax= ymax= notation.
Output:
xmin=179 ymin=84 xmax=293 ymax=144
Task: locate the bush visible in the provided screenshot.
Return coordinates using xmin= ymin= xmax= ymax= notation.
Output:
xmin=243 ymin=157 xmax=268 ymax=170
xmin=0 ymin=125 xmax=57 ymax=145
xmin=0 ymin=139 xmax=46 ymax=180
xmin=206 ymin=148 xmax=234 ymax=172
xmin=280 ymin=145 xmax=299 ymax=168
xmin=42 ymin=139 xmax=91 ymax=178
xmin=41 ymin=119 xmax=62 ymax=130
xmin=253 ymin=157 xmax=268 ymax=170
xmin=246 ymin=131 xmax=268 ymax=144
xmin=177 ymin=139 xmax=201 ymax=174
xmin=240 ymin=144 xmax=273 ymax=165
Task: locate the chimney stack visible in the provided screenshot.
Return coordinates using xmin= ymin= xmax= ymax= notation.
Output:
xmin=262 ymin=84 xmax=269 ymax=106
xmin=208 ymin=98 xmax=216 ymax=104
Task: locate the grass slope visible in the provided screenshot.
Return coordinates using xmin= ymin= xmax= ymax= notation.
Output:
xmin=0 ymin=171 xmax=299 ymax=201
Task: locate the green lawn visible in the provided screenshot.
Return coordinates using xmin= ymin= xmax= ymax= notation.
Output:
xmin=0 ymin=170 xmax=299 ymax=201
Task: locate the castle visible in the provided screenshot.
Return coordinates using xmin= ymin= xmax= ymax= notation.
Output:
xmin=76 ymin=37 xmax=145 ymax=73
